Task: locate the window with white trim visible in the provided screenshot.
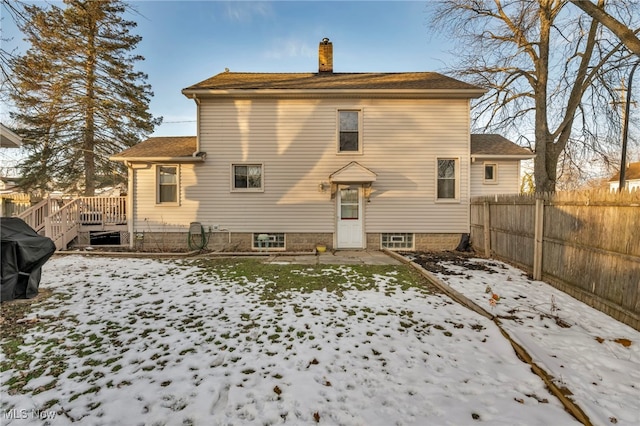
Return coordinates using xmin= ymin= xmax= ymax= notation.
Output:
xmin=484 ymin=163 xmax=497 ymax=184
xmin=156 ymin=165 xmax=178 ymax=204
xmin=338 ymin=110 xmax=361 ymax=153
xmin=381 ymin=233 xmax=414 ymax=250
xmin=437 ymin=158 xmax=458 ymax=200
xmin=232 ymin=164 xmax=263 ymax=191
xmin=253 ymin=233 xmax=285 ymax=250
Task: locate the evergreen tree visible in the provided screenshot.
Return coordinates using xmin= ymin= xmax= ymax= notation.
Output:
xmin=10 ymin=0 xmax=160 ymax=196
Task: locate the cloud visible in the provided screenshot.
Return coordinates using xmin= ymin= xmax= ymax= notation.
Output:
xmin=224 ymin=1 xmax=273 ymax=23
xmin=264 ymin=38 xmax=315 ymax=60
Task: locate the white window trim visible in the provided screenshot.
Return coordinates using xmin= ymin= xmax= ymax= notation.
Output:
xmin=435 ymin=157 xmax=461 ymax=203
xmin=336 ymin=109 xmax=363 ymax=155
xmin=155 ymin=164 xmax=180 ymax=206
xmin=231 ymin=163 xmax=264 ymax=192
xmin=483 ymin=162 xmax=498 ymax=185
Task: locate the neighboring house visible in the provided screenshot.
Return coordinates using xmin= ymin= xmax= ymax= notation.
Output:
xmin=608 ymin=162 xmax=640 ymax=192
xmin=470 ymin=134 xmax=533 ymax=196
xmin=0 ymin=126 xmax=29 ymax=216
xmin=0 ymin=123 xmax=22 ymax=148
xmin=0 ymin=177 xmax=31 ymax=217
xmin=111 ymin=39 xmax=533 ymax=252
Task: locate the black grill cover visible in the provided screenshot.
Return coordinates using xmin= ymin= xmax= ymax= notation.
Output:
xmin=1 ymin=217 xmax=56 ymax=301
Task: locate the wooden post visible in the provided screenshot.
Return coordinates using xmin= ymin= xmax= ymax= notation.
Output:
xmin=483 ymin=201 xmax=491 ymax=258
xmin=533 ymin=197 xmax=545 ymax=280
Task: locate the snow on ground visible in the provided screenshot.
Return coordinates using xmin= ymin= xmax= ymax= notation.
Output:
xmin=0 ymin=255 xmax=584 ymax=425
xmin=406 ymin=254 xmax=640 ymax=426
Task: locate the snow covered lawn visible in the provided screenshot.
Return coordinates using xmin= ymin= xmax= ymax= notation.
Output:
xmin=406 ymin=253 xmax=640 ymax=426
xmin=2 ymin=255 xmax=581 ymax=425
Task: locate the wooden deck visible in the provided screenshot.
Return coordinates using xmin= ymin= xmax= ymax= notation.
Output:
xmin=17 ymin=197 xmax=127 ymax=250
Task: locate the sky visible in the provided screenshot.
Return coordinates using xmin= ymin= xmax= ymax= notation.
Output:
xmin=2 ymin=253 xmax=638 ymax=424
xmin=1 ymin=1 xmax=455 ymax=140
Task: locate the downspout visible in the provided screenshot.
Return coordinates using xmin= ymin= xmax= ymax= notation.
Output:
xmin=191 ymin=95 xmax=201 ymax=157
xmin=126 ymin=161 xmax=135 ymax=249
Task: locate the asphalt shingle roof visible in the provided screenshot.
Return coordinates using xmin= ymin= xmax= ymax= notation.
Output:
xmin=183 ymin=72 xmax=483 ymax=92
xmin=111 ymin=136 xmax=196 ymax=159
xmin=113 ymin=134 xmax=532 ymax=160
xmin=470 ymin=134 xmax=534 ymax=157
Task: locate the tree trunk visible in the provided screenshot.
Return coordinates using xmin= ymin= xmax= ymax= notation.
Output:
xmin=533 ymin=0 xmax=556 ymax=193
xmin=83 ymin=4 xmax=97 ymax=197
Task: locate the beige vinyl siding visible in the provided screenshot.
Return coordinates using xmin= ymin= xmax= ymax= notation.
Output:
xmin=132 ymin=163 xmax=200 ymax=232
xmin=135 ymin=97 xmax=472 ymax=234
xmin=470 ymin=160 xmax=521 ymax=197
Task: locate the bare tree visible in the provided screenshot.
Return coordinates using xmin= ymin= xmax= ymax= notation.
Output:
xmin=430 ymin=0 xmax=638 ymax=192
xmin=568 ymin=0 xmax=640 ymax=57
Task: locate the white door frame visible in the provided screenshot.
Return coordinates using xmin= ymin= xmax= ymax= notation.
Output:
xmin=335 ymin=184 xmax=365 ymax=249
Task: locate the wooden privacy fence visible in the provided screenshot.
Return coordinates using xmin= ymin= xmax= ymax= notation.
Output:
xmin=470 ymin=190 xmax=640 ymax=330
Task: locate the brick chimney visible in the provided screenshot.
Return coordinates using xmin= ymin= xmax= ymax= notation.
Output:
xmin=318 ymin=38 xmax=333 ymax=73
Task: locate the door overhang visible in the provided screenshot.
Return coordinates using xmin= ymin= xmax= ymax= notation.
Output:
xmin=329 ymin=162 xmax=376 ymax=200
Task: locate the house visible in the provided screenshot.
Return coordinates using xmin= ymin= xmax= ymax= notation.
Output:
xmin=0 ymin=123 xmax=22 ymax=148
xmin=608 ymin=162 xmax=640 ymax=191
xmin=111 ymin=39 xmax=533 ymax=252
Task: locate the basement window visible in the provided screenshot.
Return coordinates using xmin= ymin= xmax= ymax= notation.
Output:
xmin=252 ymin=233 xmax=285 ymax=250
xmin=381 ymin=233 xmax=414 ymax=250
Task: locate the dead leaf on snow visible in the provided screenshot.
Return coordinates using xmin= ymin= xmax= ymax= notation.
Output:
xmin=614 ymin=338 xmax=631 ymax=347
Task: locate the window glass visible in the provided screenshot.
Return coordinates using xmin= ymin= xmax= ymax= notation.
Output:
xmin=253 ymin=233 xmax=285 ymax=249
xmin=234 ymin=164 xmax=262 ymax=190
xmin=437 ymin=159 xmax=456 ymax=199
xmin=381 ymin=233 xmax=414 ymax=250
xmin=340 ymin=188 xmax=359 ymax=219
xmin=485 ymin=164 xmax=495 ymax=181
xmin=158 ymin=166 xmax=177 ymax=203
xmin=339 ymin=111 xmax=359 ymax=152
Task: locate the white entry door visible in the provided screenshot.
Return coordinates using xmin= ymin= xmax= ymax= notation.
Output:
xmin=336 ymin=186 xmax=364 ymax=248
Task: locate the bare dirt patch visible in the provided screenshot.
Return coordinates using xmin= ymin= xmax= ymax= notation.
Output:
xmin=407 ymin=251 xmax=502 ymax=276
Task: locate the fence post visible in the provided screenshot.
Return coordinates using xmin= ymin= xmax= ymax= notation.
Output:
xmin=533 ymin=197 xmax=545 ymax=280
xmin=483 ymin=201 xmax=491 ymax=257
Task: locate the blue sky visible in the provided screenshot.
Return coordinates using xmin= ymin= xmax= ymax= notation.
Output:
xmin=2 ymin=1 xmax=456 ymax=138
xmin=131 ymin=1 xmax=455 ymax=136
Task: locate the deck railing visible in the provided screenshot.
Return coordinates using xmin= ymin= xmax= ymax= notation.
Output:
xmin=45 ymin=199 xmax=80 ymax=250
xmin=17 ymin=196 xmax=127 ymax=250
xmin=78 ymin=196 xmax=126 ymax=225
xmin=17 ymin=198 xmax=63 ymax=234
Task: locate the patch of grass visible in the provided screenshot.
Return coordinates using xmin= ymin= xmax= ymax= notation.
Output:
xmin=185 ymin=258 xmax=427 ymax=300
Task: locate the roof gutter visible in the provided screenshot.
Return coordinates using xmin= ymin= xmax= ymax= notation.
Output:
xmin=109 ymin=155 xmax=206 ymax=163
xmin=471 ymin=154 xmax=536 ymax=161
xmin=181 ymin=88 xmax=487 ymax=99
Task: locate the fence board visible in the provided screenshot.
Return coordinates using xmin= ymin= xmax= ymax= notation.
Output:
xmin=471 ymin=189 xmax=640 ymax=330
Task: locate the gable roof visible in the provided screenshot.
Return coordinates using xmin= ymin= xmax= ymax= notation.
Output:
xmin=608 ymin=162 xmax=640 ymax=182
xmin=110 ymin=136 xmax=203 ymax=162
xmin=471 ymin=134 xmax=534 ymax=159
xmin=1 ymin=123 xmax=22 ymax=148
xmin=183 ymin=72 xmax=486 ymax=99
xmin=330 ymin=162 xmax=377 ymax=183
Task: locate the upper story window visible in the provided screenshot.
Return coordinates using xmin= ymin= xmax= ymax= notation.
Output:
xmin=232 ymin=164 xmax=263 ymax=191
xmin=157 ymin=165 xmax=179 ymax=204
xmin=338 ymin=110 xmax=361 ymax=153
xmin=437 ymin=158 xmax=458 ymax=201
xmin=484 ymin=163 xmax=497 ymax=184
